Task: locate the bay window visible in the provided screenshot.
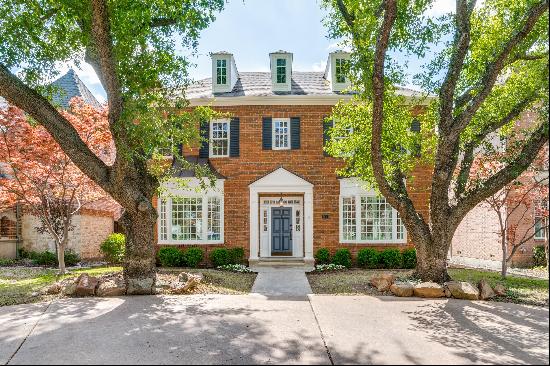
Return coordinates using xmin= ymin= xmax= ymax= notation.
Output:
xmin=340 ymin=179 xmax=406 ymax=244
xmin=158 ymin=191 xmax=224 ymax=244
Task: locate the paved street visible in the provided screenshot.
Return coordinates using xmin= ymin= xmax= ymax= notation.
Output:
xmin=1 ymin=295 xmax=548 ymax=365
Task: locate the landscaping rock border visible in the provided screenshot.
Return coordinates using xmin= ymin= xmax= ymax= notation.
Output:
xmin=367 ymin=274 xmax=507 ymax=301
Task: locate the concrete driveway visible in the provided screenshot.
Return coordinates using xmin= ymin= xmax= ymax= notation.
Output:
xmin=1 ymin=295 xmax=548 ymax=365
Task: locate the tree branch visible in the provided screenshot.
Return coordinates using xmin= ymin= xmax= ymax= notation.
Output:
xmin=439 ymin=0 xmax=476 ymax=132
xmin=453 ymin=121 xmax=549 ymax=221
xmin=336 ymin=0 xmax=355 ymax=30
xmin=454 ymin=0 xmax=549 ymax=132
xmin=455 ymin=95 xmax=536 ymax=197
xmin=0 ymin=65 xmax=112 ymax=193
xmin=89 ymin=0 xmax=124 ymax=124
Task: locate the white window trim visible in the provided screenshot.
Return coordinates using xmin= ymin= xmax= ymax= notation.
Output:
xmin=339 ymin=178 xmax=406 ymax=245
xmin=272 ymin=118 xmax=291 ymax=150
xmin=534 ymin=201 xmax=548 ymax=241
xmin=157 ymin=179 xmax=224 ymax=245
xmin=209 ymin=118 xmax=230 ymax=158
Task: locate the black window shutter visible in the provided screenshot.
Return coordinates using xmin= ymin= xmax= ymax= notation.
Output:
xmin=229 ymin=117 xmax=240 ymax=157
xmin=323 ymin=117 xmax=334 ymax=156
xmin=262 ymin=117 xmax=272 ymax=150
xmin=290 ymin=117 xmax=300 ymax=150
xmin=198 ymin=121 xmax=209 ymax=158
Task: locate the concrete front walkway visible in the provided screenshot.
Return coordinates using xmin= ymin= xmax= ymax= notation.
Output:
xmin=0 ymin=295 xmax=548 ymax=365
xmin=251 ymin=267 xmax=312 ymax=299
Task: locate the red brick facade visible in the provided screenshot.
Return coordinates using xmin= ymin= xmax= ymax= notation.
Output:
xmin=155 ymin=104 xmax=432 ymax=262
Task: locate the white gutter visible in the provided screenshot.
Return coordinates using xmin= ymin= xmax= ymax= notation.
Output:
xmin=188 ymin=91 xmax=435 ymax=107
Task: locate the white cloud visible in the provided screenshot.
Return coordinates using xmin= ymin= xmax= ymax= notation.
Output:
xmin=326 ymin=40 xmax=352 ymax=53
xmin=312 ymin=60 xmax=327 ymax=72
xmin=426 ymin=0 xmax=455 ymax=17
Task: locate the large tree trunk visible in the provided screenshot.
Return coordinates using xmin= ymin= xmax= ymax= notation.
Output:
xmin=414 ymin=234 xmax=452 ymax=283
xmin=119 ymin=208 xmax=157 ymax=295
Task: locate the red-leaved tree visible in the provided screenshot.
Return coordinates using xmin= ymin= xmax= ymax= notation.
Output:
xmin=471 ymin=145 xmax=549 ymax=277
xmin=0 ymin=98 xmax=112 ymax=273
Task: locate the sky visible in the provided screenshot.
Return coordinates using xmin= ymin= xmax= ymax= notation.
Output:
xmin=68 ymin=0 xmax=455 ymax=103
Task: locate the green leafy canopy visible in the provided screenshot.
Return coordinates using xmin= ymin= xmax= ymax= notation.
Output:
xmin=0 ymin=0 xmax=225 ymax=180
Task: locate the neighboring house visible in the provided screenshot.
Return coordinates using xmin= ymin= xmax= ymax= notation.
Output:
xmin=156 ymin=50 xmax=432 ymax=268
xmin=451 ymin=109 xmax=549 ymax=268
xmin=0 ymin=70 xmax=120 ymax=260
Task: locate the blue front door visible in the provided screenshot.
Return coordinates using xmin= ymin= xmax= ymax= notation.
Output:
xmin=271 ymin=207 xmax=292 ymax=255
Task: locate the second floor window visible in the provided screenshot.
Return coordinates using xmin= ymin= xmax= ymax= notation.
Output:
xmin=335 ymin=58 xmax=348 ymax=84
xmin=210 ymin=119 xmax=229 ymax=157
xmin=273 ymin=118 xmax=290 ymax=149
xmin=216 ymin=59 xmax=227 ymax=85
xmin=276 ymin=59 xmax=286 ymax=83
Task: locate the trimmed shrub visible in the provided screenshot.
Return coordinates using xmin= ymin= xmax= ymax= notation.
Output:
xmin=357 ymin=248 xmax=379 ymax=268
xmin=158 ymin=247 xmax=185 ymax=267
xmin=210 ymin=248 xmax=231 ymax=267
xmin=332 ymin=248 xmax=352 ymax=268
xmin=0 ymin=258 xmax=15 ymax=266
xmin=229 ymin=247 xmax=245 ymax=265
xmin=32 ymin=251 xmax=57 ymax=266
xmin=315 ymin=248 xmax=331 ymax=265
xmin=184 ymin=247 xmax=204 ymax=268
xmin=18 ymin=248 xmax=31 ymax=259
xmin=379 ymin=249 xmax=402 ymax=269
xmin=533 ymin=245 xmax=546 ymax=267
xmin=100 ymin=233 xmax=125 ymax=263
xmin=63 ymin=249 xmax=80 ymax=266
xmin=402 ymin=248 xmax=417 ymax=269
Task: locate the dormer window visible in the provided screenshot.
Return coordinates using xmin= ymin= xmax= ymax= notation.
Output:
xmin=325 ymin=51 xmax=351 ymax=92
xmin=276 ymin=59 xmax=286 ymax=84
xmin=211 ymin=52 xmax=238 ymax=93
xmin=216 ymin=59 xmax=227 ymax=85
xmin=269 ymin=51 xmax=293 ymax=92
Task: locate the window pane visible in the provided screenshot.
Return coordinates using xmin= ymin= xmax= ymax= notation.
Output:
xmin=208 ymin=197 xmax=221 ymax=240
xmin=335 ymin=58 xmax=347 ymax=83
xmin=159 ymin=198 xmax=167 ymax=241
xmin=216 ymin=59 xmax=227 ymax=85
xmin=273 ymin=120 xmax=289 ymax=148
xmin=211 ymin=121 xmax=229 ymax=156
xmin=534 ymin=200 xmax=548 ymax=240
xmin=342 ymin=197 xmax=356 ymax=240
xmin=361 ymin=196 xmax=394 ymax=241
xmin=171 ymin=197 xmax=202 ymax=240
xmin=276 ymin=58 xmax=286 ymax=83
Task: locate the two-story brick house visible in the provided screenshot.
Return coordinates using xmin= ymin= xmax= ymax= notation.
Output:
xmin=155 ymin=50 xmax=432 ymax=268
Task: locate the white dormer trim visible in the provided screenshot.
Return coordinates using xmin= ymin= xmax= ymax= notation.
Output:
xmin=325 ymin=51 xmax=351 ymax=92
xmin=269 ymin=51 xmax=293 ymax=92
xmin=211 ymin=52 xmax=238 ymax=94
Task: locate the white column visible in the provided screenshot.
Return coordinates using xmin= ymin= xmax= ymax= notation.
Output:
xmin=304 ymin=191 xmax=314 ymax=260
xmin=249 ymin=190 xmax=259 ymax=260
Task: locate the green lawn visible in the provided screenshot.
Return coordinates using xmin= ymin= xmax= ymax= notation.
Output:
xmin=448 ymin=268 xmax=549 ymax=306
xmin=307 ymin=268 xmax=549 ymax=306
xmin=0 ymin=266 xmax=122 ymax=307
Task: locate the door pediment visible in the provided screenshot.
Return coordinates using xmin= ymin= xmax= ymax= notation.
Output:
xmin=249 ymin=167 xmax=313 ymax=188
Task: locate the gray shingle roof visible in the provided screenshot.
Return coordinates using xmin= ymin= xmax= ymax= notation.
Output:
xmin=186 ymin=71 xmax=351 ymax=99
xmin=50 ymin=69 xmax=101 ymax=109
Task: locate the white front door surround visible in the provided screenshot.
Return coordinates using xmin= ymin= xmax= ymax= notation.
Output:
xmin=259 ymin=196 xmax=303 ymax=257
xmin=249 ymin=168 xmax=314 ymax=263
